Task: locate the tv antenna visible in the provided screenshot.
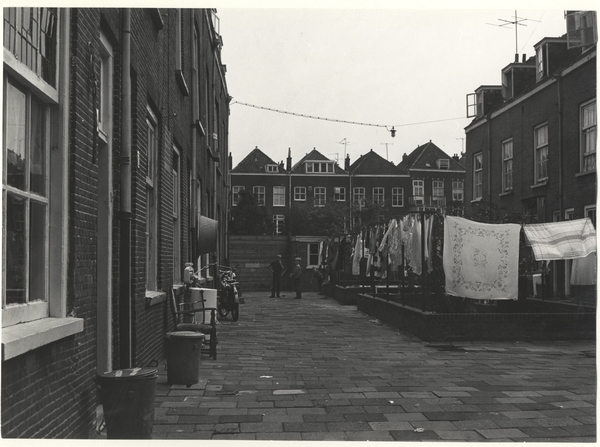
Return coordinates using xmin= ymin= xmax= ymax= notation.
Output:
xmin=381 ymin=142 xmax=394 ymax=161
xmin=337 ymin=138 xmax=351 ymax=159
xmin=486 ymin=10 xmax=540 ymax=58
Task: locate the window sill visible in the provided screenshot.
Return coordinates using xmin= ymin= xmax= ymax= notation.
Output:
xmin=499 ymin=190 xmax=513 ymax=197
xmin=145 ymin=290 xmax=166 ymax=307
xmin=530 ymin=181 xmax=548 ymax=189
xmin=195 ymin=119 xmax=206 ymax=137
xmin=575 ymin=170 xmax=596 ymax=178
xmin=470 ymin=198 xmax=482 ymax=203
xmin=2 ymin=317 xmax=84 ymax=361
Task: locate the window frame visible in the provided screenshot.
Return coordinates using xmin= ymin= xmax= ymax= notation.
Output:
xmin=584 ymin=205 xmax=596 ymax=227
xmin=273 ymin=186 xmax=285 ymax=207
xmin=412 ymin=180 xmax=424 ymax=203
xmin=232 ymin=185 xmax=244 ymax=206
xmin=473 ymin=152 xmax=483 ymax=199
xmin=580 ymin=99 xmax=596 ymax=173
xmin=146 ymin=107 xmax=159 ymax=292
xmin=534 ymin=123 xmax=549 ymax=183
xmin=353 ymin=187 xmax=365 ymax=205
xmin=502 ymin=139 xmax=513 ymax=191
xmin=273 ymin=214 xmax=285 ymax=235
xmin=253 ymin=185 xmax=265 ymax=206
xmin=294 ymin=186 xmax=306 ymax=201
xmin=372 ymin=187 xmax=384 ymax=205
xmin=265 ymin=164 xmax=278 ymax=173
xmin=334 ymin=187 xmax=346 ymax=202
xmin=392 ymin=187 xmax=403 ymax=207
xmin=314 ymin=186 xmax=326 ymax=207
xmin=307 ymin=242 xmax=321 ymax=268
xmin=452 ymin=181 xmax=464 ymax=202
xmin=172 ymin=145 xmax=181 ymax=283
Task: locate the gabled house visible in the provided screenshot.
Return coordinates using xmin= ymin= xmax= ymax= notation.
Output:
xmin=398 ymin=141 xmax=466 ymax=215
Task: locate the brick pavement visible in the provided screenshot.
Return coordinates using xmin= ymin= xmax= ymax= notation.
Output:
xmin=152 ymin=291 xmax=596 ymax=441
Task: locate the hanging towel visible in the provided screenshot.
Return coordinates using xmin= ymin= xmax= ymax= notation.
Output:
xmin=443 ymin=216 xmax=521 ymax=300
xmin=523 ymin=218 xmax=597 ymax=261
xmin=352 ymin=233 xmax=362 ymax=276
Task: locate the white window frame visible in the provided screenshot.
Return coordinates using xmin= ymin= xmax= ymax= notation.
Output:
xmin=294 ymin=186 xmax=306 ymax=201
xmin=473 ymin=153 xmax=483 ymax=199
xmin=413 ymin=180 xmax=424 ymax=203
xmin=3 ymin=9 xmax=83 ymax=358
xmin=432 ymin=180 xmax=444 ymax=197
xmin=273 ymin=186 xmax=285 ymax=207
xmin=392 ymin=187 xmax=403 ymax=207
xmin=253 ymin=186 xmax=265 ymax=206
xmin=584 ymin=205 xmax=596 ymax=227
xmin=98 ymin=32 xmax=113 ymax=143
xmin=305 ymin=161 xmax=333 ymax=173
xmin=534 ymin=124 xmax=549 ymax=183
xmin=232 ymin=185 xmax=244 ymax=206
xmin=273 ymin=214 xmax=285 ymax=235
xmin=436 ymin=159 xmax=450 ymax=169
xmin=334 ymin=187 xmax=346 ymax=202
xmin=146 ymin=107 xmax=159 ymax=292
xmin=172 ymin=145 xmax=181 ymax=283
xmin=565 ymin=208 xmax=575 ymax=220
xmin=452 ymin=181 xmax=464 ymax=202
xmin=265 ymin=164 xmax=278 ymax=173
xmin=580 ymin=100 xmax=596 ymax=173
xmin=353 ymin=187 xmax=365 ymax=205
xmin=502 ymin=139 xmax=513 ymax=191
xmin=372 ymin=187 xmax=384 ymax=205
xmin=307 ymin=242 xmax=322 ymax=268
xmin=314 ymin=186 xmax=326 ymax=207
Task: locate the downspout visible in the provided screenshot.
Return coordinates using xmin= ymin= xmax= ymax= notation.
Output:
xmin=348 ymin=171 xmax=352 ymax=233
xmin=191 ymin=13 xmax=198 ymax=268
xmin=119 ymin=8 xmax=132 ymax=369
xmin=487 ymin=116 xmax=492 ymax=203
xmin=556 ymin=74 xmax=563 ymax=218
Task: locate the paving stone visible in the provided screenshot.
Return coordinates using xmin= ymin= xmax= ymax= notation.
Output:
xmin=390 ymin=429 xmax=441 ymax=441
xmin=344 ymin=431 xmax=395 ymax=441
xmin=283 ymin=422 xmax=328 ymax=432
xmin=435 ymin=429 xmax=486 ymax=441
xmin=255 ymin=432 xmax=302 ymax=440
xmin=368 ymin=421 xmax=413 ymax=431
xmin=344 ymin=413 xmax=387 ymax=422
xmin=301 ymin=431 xmax=347 ymax=441
xmin=452 ymin=419 xmax=501 ymax=430
xmin=519 ymin=426 xmax=572 ymax=438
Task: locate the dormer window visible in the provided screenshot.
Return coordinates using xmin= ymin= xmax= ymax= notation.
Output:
xmin=265 ymin=164 xmax=278 ymax=173
xmin=536 ymin=45 xmax=545 ymax=80
xmin=437 ymin=159 xmax=450 ymax=169
xmin=305 ymin=161 xmax=334 ymax=173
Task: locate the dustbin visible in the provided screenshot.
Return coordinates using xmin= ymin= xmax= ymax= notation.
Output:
xmin=166 ymin=331 xmax=204 ymax=386
xmin=96 ymin=367 xmax=158 ymax=439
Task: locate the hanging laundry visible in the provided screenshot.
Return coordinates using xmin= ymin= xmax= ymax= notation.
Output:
xmin=443 ymin=216 xmax=521 ymax=300
xmin=523 ymin=218 xmax=596 ymax=261
xmin=410 ymin=215 xmax=422 ymax=275
xmin=388 ymin=219 xmax=403 ymax=270
xmin=571 ymin=252 xmax=597 ymax=285
xmin=352 ymin=232 xmax=362 ymax=276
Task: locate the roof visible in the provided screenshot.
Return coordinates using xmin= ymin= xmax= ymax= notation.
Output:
xmin=290 ymin=148 xmax=347 ymax=174
xmin=349 ymin=149 xmax=406 ymax=176
xmin=232 ymin=147 xmax=281 ymax=174
xmin=398 ymin=141 xmax=465 ymax=171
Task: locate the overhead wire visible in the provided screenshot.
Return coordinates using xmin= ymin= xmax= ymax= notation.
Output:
xmin=230 ymin=100 xmax=466 ymax=131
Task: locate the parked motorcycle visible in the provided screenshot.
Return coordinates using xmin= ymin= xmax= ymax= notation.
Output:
xmin=216 ymin=265 xmax=240 ymax=321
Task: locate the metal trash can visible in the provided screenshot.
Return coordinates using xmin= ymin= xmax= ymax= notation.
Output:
xmin=96 ymin=367 xmax=158 ymax=439
xmin=166 ymin=331 xmax=204 ymax=386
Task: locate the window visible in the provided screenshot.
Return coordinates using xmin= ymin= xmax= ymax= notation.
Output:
xmin=534 ymin=124 xmax=548 ymax=183
xmin=172 ymin=146 xmax=181 ymax=283
xmin=98 ymin=33 xmax=113 ymax=142
xmin=305 ymin=161 xmax=334 ymax=173
xmin=502 ymin=139 xmax=513 ymax=191
xmin=294 ymin=186 xmax=306 ymax=201
xmin=432 ymin=180 xmax=444 ymax=197
xmin=452 ymin=181 xmax=464 ymax=202
xmin=273 ymin=215 xmax=285 ymax=235
xmin=436 ymin=159 xmax=450 ymax=169
xmin=174 ymin=9 xmax=189 ymax=95
xmin=232 ymin=186 xmax=244 ymax=206
xmin=372 ymin=187 xmax=384 ymax=205
xmin=273 ymin=186 xmax=285 ymax=207
xmin=565 ymin=208 xmax=575 ymax=220
xmin=265 ymin=164 xmax=278 ymax=173
xmin=473 ymin=153 xmax=483 ymax=199
xmin=253 ymin=186 xmax=265 ymax=206
xmin=392 ymin=187 xmax=404 ymax=207
xmin=581 ymin=100 xmax=596 ymax=173
xmin=585 ymin=205 xmax=596 ymax=227
xmin=334 ymin=187 xmax=346 ymax=201
xmin=353 ymin=187 xmax=365 ymax=205
xmin=314 ymin=187 xmax=326 ymax=207
xmin=536 ymin=45 xmax=545 ymax=80
xmin=146 ymin=108 xmax=159 ymax=291
xmin=307 ymin=242 xmax=321 ymax=267
xmin=412 ymin=180 xmax=424 ymax=204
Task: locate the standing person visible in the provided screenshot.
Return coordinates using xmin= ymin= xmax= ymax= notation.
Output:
xmin=291 ymin=257 xmax=302 ymax=299
xmin=268 ymin=254 xmax=284 ymax=298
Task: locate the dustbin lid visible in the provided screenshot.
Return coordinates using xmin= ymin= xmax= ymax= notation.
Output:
xmin=166 ymin=331 xmax=205 ymax=340
xmin=98 ymin=367 xmax=158 ymax=380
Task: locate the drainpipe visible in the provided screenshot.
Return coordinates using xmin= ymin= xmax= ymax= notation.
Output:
xmin=556 ymin=74 xmax=563 ymax=219
xmin=119 ymin=8 xmax=132 ymax=369
xmin=191 ymin=12 xmax=198 ymax=268
xmin=487 ymin=116 xmax=492 ymax=204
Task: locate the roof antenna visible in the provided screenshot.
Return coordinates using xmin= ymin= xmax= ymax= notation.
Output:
xmin=486 ymin=10 xmax=540 ymax=60
xmin=337 ymin=138 xmax=351 ymax=160
xmin=380 ymin=142 xmax=394 ymax=161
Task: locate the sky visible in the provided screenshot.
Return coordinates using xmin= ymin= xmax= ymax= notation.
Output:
xmin=217 ymin=5 xmax=577 ymax=168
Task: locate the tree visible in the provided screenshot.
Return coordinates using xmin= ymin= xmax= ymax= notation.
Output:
xmin=287 ymin=202 xmax=349 ymax=236
xmin=229 ymin=190 xmax=273 ymax=235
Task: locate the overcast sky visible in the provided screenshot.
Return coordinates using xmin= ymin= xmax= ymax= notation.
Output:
xmin=217 ymin=5 xmax=576 ymax=168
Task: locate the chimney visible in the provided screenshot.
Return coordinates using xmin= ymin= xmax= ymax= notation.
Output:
xmin=452 ymin=153 xmax=459 ymax=162
xmin=522 ymin=53 xmax=527 ymax=63
xmin=402 ymin=153 xmax=407 ymax=161
xmin=344 ymin=154 xmax=350 ymax=171
xmin=286 ymin=148 xmax=292 ymax=172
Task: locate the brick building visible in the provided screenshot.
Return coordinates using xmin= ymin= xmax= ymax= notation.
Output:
xmin=463 ymin=11 xmax=596 ymax=297
xmin=2 ymin=7 xmax=230 ymax=437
